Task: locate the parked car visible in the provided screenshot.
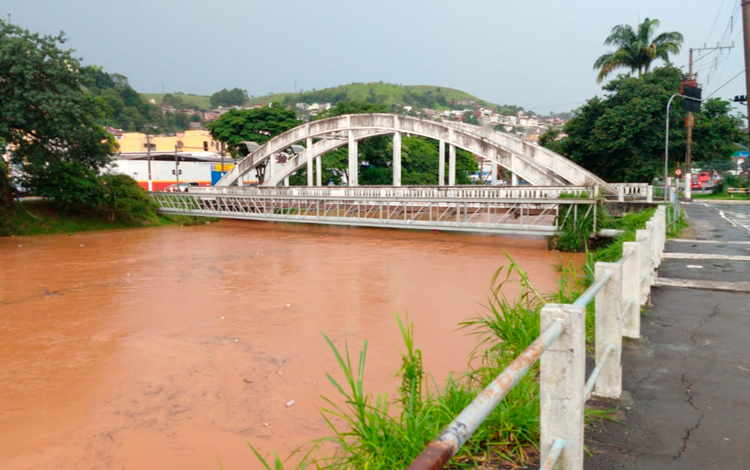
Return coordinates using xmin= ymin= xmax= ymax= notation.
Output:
xmin=691 ymin=180 xmax=702 ymax=190
xmin=165 ymin=182 xmax=199 ymax=192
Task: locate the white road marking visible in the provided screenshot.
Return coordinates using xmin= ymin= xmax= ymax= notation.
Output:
xmin=663 ymin=253 xmax=750 ymax=261
xmin=686 ymin=265 xmax=704 ymax=269
xmin=670 ymin=239 xmax=750 ymax=245
xmin=655 ymin=277 xmax=750 ymax=292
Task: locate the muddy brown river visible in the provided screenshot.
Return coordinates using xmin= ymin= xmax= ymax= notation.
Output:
xmin=0 ymin=221 xmax=580 ymax=469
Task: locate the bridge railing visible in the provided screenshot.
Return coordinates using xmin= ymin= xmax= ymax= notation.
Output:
xmin=607 ymin=183 xmax=653 ymax=202
xmin=188 ymin=185 xmax=597 ymax=200
xmin=406 ymin=205 xmax=667 ymax=470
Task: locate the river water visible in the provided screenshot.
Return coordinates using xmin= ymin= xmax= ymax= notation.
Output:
xmin=0 ymin=221 xmax=580 ymax=469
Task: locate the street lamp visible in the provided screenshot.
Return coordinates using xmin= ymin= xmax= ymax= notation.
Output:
xmin=665 ymin=93 xmax=701 ymax=200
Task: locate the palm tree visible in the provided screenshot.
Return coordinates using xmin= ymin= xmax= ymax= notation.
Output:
xmin=594 ymin=18 xmax=684 ymax=83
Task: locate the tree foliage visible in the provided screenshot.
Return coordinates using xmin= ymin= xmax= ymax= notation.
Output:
xmin=210 ymin=88 xmax=249 ymax=108
xmin=0 ymin=21 xmax=117 ymax=206
xmin=83 ymin=67 xmax=193 ymax=133
xmin=594 ymin=18 xmax=683 ymax=83
xmin=541 ymin=66 xmax=746 ymax=182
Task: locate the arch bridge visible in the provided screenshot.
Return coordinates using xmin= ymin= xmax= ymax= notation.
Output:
xmin=215 ymin=114 xmax=612 ymax=192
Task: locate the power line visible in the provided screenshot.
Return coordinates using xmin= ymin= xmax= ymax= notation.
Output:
xmin=705 ymin=0 xmax=727 ymax=44
xmin=706 ymin=69 xmax=745 ymax=99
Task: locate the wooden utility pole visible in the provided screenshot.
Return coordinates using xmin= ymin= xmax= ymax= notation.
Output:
xmin=743 ymin=1 xmax=750 ymax=160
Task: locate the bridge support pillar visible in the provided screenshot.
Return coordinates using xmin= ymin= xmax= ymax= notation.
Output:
xmin=267 ymin=154 xmax=275 ymax=186
xmin=512 ymin=173 xmax=519 ymax=186
xmin=348 ymin=130 xmax=358 ymax=186
xmin=284 ymin=176 xmax=289 ymax=187
xmin=439 ymin=140 xmax=445 ymax=186
xmin=448 ymin=144 xmax=456 ymax=186
xmin=316 ymin=156 xmax=322 ymax=186
xmin=306 ymin=137 xmax=314 ymax=187
xmin=488 ymin=161 xmax=496 ymax=185
xmin=393 ymin=131 xmax=402 ymax=186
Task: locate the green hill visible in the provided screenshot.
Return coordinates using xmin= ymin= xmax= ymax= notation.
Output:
xmin=141 ymin=92 xmax=211 ymax=110
xmin=141 ymin=83 xmax=523 ymax=115
xmin=246 ymin=83 xmax=517 ymax=112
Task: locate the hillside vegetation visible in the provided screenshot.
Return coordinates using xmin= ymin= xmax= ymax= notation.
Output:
xmin=141 ymin=92 xmax=212 ymax=110
xmin=141 ymin=83 xmax=524 ymax=115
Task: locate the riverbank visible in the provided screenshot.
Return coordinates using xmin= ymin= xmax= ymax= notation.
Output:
xmin=249 ymin=205 xmax=680 ymax=469
xmin=0 ymin=199 xmax=213 ymax=237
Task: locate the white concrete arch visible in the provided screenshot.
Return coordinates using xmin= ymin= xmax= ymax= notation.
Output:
xmin=216 ymin=114 xmax=609 ymax=189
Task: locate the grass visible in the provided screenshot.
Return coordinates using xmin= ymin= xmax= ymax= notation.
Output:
xmin=140 ymin=92 xmax=212 ymax=110
xmin=246 ymin=83 xmax=494 ymax=110
xmin=691 ymin=191 xmax=750 ymax=200
xmin=248 ymin=207 xmax=663 ymax=469
xmin=0 ymin=199 xmax=213 ymax=237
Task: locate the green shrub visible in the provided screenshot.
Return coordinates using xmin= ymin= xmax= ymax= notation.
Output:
xmin=101 ymin=173 xmax=159 ymax=223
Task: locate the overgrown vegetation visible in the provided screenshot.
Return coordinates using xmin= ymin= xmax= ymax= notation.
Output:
xmin=246 ymin=207 xmax=666 ymax=469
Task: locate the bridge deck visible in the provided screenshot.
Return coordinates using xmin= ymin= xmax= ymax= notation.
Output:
xmin=153 ymin=189 xmax=598 ymax=236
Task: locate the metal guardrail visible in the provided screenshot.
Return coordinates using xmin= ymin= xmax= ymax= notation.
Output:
xmin=407 ymin=205 xmax=668 ymax=470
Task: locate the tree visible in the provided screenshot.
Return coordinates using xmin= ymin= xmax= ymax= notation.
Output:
xmin=162 ymin=93 xmax=186 ymax=108
xmin=594 ymin=18 xmax=683 ymax=83
xmin=540 ymin=66 xmax=746 ymax=182
xmin=0 ymin=21 xmax=115 ymax=206
xmin=210 ymin=88 xmax=249 ymax=108
xmin=692 ymin=98 xmax=746 ymax=168
xmin=207 ymin=105 xmax=299 ymax=184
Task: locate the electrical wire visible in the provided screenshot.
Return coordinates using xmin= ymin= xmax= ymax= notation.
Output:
xmin=705 ymin=69 xmax=745 ymax=99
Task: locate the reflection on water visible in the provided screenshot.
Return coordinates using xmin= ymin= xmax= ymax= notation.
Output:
xmin=0 ymin=220 xmax=580 ymax=469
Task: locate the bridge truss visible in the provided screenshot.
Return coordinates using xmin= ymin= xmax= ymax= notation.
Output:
xmin=153 ymin=188 xmax=599 ymax=236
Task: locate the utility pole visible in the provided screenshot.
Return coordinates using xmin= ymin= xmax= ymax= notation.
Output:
xmin=174 ymin=141 xmax=182 ymax=186
xmin=684 ymin=44 xmax=734 ymax=198
xmin=220 ymin=141 xmax=226 ymax=179
xmin=146 ymin=131 xmax=153 ymax=192
xmin=743 ymin=0 xmax=750 ymax=175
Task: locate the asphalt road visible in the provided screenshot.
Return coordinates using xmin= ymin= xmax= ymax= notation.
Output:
xmin=585 ymin=202 xmax=750 ymax=470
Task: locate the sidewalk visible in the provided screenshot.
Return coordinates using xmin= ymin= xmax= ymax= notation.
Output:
xmin=585 ymin=202 xmax=750 ymax=469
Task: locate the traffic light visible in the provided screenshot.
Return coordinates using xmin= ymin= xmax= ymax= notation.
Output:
xmin=681 ymin=83 xmax=702 ymax=112
xmin=733 ymin=95 xmax=747 ymax=103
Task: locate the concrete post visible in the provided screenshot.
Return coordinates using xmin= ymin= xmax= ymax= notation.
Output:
xmin=647 ymin=185 xmax=654 ymax=203
xmin=511 ymin=172 xmax=519 ymax=186
xmin=594 ymin=262 xmax=623 ymax=398
xmin=621 ymin=242 xmax=641 ymax=338
xmin=348 ymin=130 xmax=358 ymax=187
xmin=438 ymin=140 xmax=445 ymax=186
xmin=267 ymin=154 xmax=275 ymax=186
xmin=618 ymin=186 xmax=624 ymax=202
xmin=540 ymin=304 xmax=586 ymax=470
xmin=636 ymin=228 xmax=652 ymax=305
xmin=489 ymin=162 xmax=496 ymax=185
xmin=316 ymin=156 xmax=322 ymax=186
xmin=448 ymin=144 xmax=456 ymax=186
xmin=306 ymin=137 xmax=314 ymax=187
xmin=393 ymin=131 xmax=402 ymax=187
xmin=284 ymin=176 xmax=289 ymax=187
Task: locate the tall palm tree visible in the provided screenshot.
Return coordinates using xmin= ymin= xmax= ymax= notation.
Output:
xmin=594 ymin=18 xmax=684 ymax=83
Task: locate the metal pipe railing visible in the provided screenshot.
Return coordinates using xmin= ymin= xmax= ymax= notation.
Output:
xmin=407 ymin=203 xmax=669 ymax=470
xmin=573 ymin=271 xmax=612 ymax=307
xmin=540 ymin=438 xmax=567 ymax=470
xmin=585 ymin=344 xmax=615 ymax=400
xmin=406 ymin=319 xmax=566 ymax=470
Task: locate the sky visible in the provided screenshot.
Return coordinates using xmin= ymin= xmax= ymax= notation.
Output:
xmin=5 ymin=0 xmax=747 ymax=113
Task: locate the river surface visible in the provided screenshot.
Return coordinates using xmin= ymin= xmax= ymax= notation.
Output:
xmin=0 ymin=221 xmax=580 ymax=469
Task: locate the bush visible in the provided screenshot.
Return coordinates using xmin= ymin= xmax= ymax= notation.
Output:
xmin=101 ymin=174 xmax=159 ymax=223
